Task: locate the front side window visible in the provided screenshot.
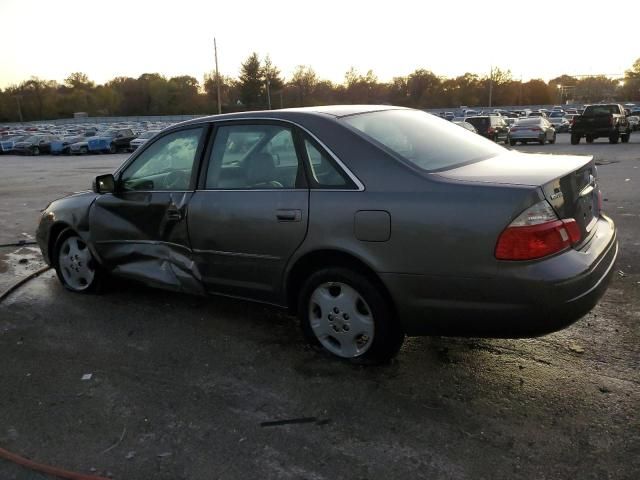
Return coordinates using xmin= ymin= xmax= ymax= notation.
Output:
xmin=205 ymin=124 xmax=301 ymax=189
xmin=120 ymin=127 xmax=203 ymax=191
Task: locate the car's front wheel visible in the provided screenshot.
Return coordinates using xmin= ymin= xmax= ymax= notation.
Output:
xmin=54 ymin=230 xmax=103 ymax=293
xmin=299 ymin=267 xmax=404 ymax=364
xmin=31 ymin=146 xmax=40 ymax=156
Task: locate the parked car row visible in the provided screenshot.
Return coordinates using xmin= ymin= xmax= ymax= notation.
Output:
xmin=449 ymin=103 xmax=634 ymax=145
xmin=0 ymin=121 xmax=171 ymax=155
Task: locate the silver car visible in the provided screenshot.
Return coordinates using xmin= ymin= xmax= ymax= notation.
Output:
xmin=36 ymin=106 xmax=617 ymax=364
xmin=509 ymin=117 xmax=557 ymax=145
xmin=128 ymin=130 xmax=161 ymax=152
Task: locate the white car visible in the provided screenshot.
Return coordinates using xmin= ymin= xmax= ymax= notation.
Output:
xmin=128 ymin=130 xmax=160 ymax=152
xmin=628 ymin=116 xmax=639 ymax=131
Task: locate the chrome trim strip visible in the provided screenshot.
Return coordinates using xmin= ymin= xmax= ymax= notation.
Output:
xmin=192 ymin=248 xmax=280 ymax=260
xmin=94 ymin=239 xmax=191 ymax=251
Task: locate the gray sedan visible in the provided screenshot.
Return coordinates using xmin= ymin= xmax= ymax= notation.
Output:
xmin=36 ymin=106 xmax=617 ymax=364
xmin=509 ymin=117 xmax=557 ymax=145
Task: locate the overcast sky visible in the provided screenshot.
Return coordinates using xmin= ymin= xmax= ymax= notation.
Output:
xmin=1 ymin=0 xmax=637 ymax=88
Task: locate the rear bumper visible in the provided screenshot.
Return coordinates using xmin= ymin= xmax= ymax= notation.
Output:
xmin=382 ymin=215 xmax=618 ymax=337
xmin=572 ymin=127 xmax=617 ymax=137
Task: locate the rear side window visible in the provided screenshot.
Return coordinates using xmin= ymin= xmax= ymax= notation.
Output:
xmin=205 ymin=124 xmax=302 ymax=190
xmin=465 ymin=117 xmax=489 ymax=129
xmin=303 ymin=139 xmax=352 ymax=188
xmin=342 ymin=110 xmax=503 ymax=171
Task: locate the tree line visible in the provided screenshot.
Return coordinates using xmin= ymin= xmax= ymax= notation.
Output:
xmin=1 ymin=55 xmax=639 ymax=122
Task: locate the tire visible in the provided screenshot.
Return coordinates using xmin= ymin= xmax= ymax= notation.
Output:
xmin=586 ymin=135 xmax=594 ymax=144
xmin=570 ymin=134 xmax=580 ymax=145
xmin=109 ymin=143 xmax=117 ymax=154
xmin=53 ymin=229 xmax=104 ymax=293
xmin=298 ymin=267 xmax=404 ymax=364
xmin=509 ymin=139 xmax=516 ymax=146
xmin=621 ymin=132 xmax=630 ymax=143
xmin=549 ymin=133 xmax=556 ymax=144
xmin=31 ymin=146 xmax=40 ymax=156
xmin=80 ymin=146 xmax=88 ymax=154
xmin=609 ymin=133 xmax=619 ymax=144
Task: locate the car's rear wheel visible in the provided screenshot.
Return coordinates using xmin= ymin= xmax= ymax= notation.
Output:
xmin=31 ymin=146 xmax=40 ymax=156
xmin=509 ymin=139 xmax=516 ymax=146
xmin=586 ymin=135 xmax=594 ymax=143
xmin=298 ymin=267 xmax=404 ymax=364
xmin=570 ymin=134 xmax=580 ymax=145
xmin=80 ymin=146 xmax=88 ymax=154
xmin=609 ymin=132 xmax=619 ymax=144
xmin=54 ymin=230 xmax=103 ymax=293
xmin=109 ymin=143 xmax=117 ymax=154
xmin=621 ymin=132 xmax=630 ymax=143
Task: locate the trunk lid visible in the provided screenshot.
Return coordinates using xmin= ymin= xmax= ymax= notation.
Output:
xmin=435 ymin=151 xmax=600 ymax=244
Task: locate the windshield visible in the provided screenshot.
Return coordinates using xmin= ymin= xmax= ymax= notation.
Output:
xmin=341 ymin=109 xmax=504 ymax=171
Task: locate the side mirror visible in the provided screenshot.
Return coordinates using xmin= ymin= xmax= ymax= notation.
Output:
xmin=93 ymin=174 xmax=115 ymax=194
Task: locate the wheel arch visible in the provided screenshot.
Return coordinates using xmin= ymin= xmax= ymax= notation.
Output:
xmin=47 ymin=221 xmax=73 ymax=264
xmin=285 ymin=249 xmax=396 ymax=317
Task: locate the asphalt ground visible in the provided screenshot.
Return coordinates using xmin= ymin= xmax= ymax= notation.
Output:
xmin=0 ymin=134 xmax=638 ymax=480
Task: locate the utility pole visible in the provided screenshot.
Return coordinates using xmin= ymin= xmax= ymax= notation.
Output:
xmin=214 ymin=37 xmax=222 ymax=115
xmin=488 ymin=66 xmax=493 ymax=108
xmin=14 ymin=95 xmax=23 ymax=122
xmin=265 ymin=78 xmax=271 ymax=110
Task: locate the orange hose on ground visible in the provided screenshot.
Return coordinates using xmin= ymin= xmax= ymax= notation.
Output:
xmin=0 ymin=446 xmax=110 ymax=480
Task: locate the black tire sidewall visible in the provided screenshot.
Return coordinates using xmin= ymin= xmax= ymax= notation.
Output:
xmin=298 ymin=267 xmax=404 ymax=364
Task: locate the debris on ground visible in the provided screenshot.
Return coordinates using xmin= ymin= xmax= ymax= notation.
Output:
xmin=81 ymin=373 xmax=93 ymax=381
xmin=569 ymin=344 xmax=585 ymax=354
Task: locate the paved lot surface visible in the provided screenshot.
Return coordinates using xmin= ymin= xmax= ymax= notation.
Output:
xmin=0 ymin=135 xmax=639 ymax=479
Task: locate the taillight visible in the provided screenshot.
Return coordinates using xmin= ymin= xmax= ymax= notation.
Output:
xmin=495 ymin=201 xmax=582 ymax=261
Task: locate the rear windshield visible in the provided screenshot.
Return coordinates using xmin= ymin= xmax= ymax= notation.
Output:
xmin=583 ymin=105 xmax=620 ymax=115
xmin=341 ymin=109 xmax=504 ymax=171
xmin=516 ymin=118 xmax=542 ymax=126
xmin=464 ymin=117 xmax=490 ymax=129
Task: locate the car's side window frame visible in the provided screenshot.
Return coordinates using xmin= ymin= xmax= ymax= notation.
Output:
xmin=113 ymin=124 xmax=212 ymax=193
xmin=197 ymin=119 xmax=308 ymax=191
xmin=296 ymin=132 xmax=359 ymax=191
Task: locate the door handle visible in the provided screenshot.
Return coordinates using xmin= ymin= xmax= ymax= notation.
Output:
xmin=167 ymin=207 xmax=182 ymax=220
xmin=276 ymin=209 xmax=302 ymax=222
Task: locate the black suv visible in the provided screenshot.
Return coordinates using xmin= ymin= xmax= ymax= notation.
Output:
xmin=464 ymin=116 xmax=509 ymax=144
